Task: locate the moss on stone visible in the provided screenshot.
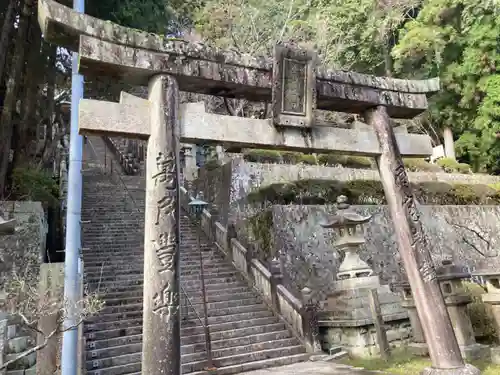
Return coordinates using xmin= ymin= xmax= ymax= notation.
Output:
xmin=403 ymin=158 xmax=442 ymax=172
xmin=436 ymin=157 xmax=472 ymax=174
xmin=246 ymin=210 xmax=273 ymax=260
xmin=317 ymin=154 xmax=373 ymax=169
xmin=246 ymin=179 xmax=500 ymax=205
xmin=464 ymin=282 xmax=498 ymax=344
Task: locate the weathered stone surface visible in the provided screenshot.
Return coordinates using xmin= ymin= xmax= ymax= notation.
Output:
xmin=38 ymin=0 xmax=439 ymax=118
xmin=80 ymin=100 xmax=432 ymax=156
xmin=79 ymin=98 xmax=150 ymax=139
xmin=142 ymin=75 xmax=181 ymax=375
xmin=226 ymin=161 xmax=500 ymax=202
xmin=270 ymin=204 xmax=500 ymax=299
xmin=321 ymin=319 xmax=411 ymax=358
xmin=179 ymin=103 xmax=432 ymax=156
xmin=0 ymin=201 xmax=46 ymax=297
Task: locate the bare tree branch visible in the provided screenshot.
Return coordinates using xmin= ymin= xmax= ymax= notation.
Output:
xmin=445 ymin=218 xmax=497 ymax=258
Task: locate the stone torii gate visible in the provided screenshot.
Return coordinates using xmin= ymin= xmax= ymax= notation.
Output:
xmin=38 ymin=1 xmax=480 ymax=375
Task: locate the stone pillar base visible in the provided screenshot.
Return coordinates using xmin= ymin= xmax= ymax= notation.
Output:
xmin=460 ymin=343 xmax=490 ymax=361
xmin=491 ymin=346 xmax=500 ymax=364
xmin=421 ymin=364 xmax=480 ymax=375
xmin=408 ymin=342 xmax=429 ymax=356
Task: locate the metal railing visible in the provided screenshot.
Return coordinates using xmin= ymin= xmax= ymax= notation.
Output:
xmin=180 ymin=284 xmax=213 ymax=369
xmin=84 ymin=135 xmax=214 ymax=368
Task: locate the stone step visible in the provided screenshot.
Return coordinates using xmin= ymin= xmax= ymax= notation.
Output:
xmin=99 ymin=302 xmax=144 ymax=315
xmin=84 ymin=259 xmax=144 ymax=268
xmin=182 ymin=275 xmax=242 ymax=287
xmin=182 ymin=337 xmax=301 ymax=363
xmin=86 ymin=334 xmax=142 ymax=351
xmin=86 ymin=342 xmax=142 ymax=360
xmin=86 ymin=309 xmax=143 ymax=323
xmin=182 ymin=274 xmax=240 ymax=285
xmin=86 ymin=278 xmax=144 ymax=289
xmin=85 ymin=324 xmax=143 ymax=341
xmin=182 ymin=322 xmax=286 ymax=345
xmin=85 ymin=273 xmax=145 ymax=284
xmin=86 ymin=361 xmax=140 ymax=375
xmin=181 ymin=330 xmax=293 ymax=355
xmin=210 ymin=353 xmax=310 ymax=375
xmin=88 ymin=281 xmax=144 ymax=294
xmin=185 ymin=302 xmax=266 ymax=320
xmin=98 ymin=289 xmax=143 ymax=300
xmin=182 ymin=315 xmax=278 ymax=337
xmin=85 ymin=267 xmax=238 ymax=280
xmin=86 ymin=351 xmax=141 ymax=371
xmin=184 ymin=345 xmax=306 ymax=373
xmin=85 ymin=318 xmax=143 ymax=333
xmin=186 ymin=293 xmax=258 ymax=307
xmin=182 ymin=280 xmax=245 ymax=292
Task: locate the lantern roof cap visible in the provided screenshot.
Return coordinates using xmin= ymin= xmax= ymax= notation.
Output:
xmin=320 ymin=195 xmax=371 ymax=229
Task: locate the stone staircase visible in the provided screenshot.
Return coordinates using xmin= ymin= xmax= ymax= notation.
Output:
xmin=2 ymin=318 xmax=36 ymax=375
xmin=80 ymin=137 xmax=309 ymax=375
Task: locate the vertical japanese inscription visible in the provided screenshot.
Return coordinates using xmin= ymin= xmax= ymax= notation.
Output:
xmin=393 ymin=161 xmax=437 ymax=282
xmin=282 ymin=58 xmax=306 ymax=115
xmin=272 ymin=43 xmax=317 ymax=128
xmin=152 ymin=150 xmax=179 ymax=319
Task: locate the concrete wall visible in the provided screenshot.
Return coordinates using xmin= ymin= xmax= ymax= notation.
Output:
xmin=271 ymin=204 xmax=500 ymax=299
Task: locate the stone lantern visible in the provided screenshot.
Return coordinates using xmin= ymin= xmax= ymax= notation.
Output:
xmin=435 ymin=260 xmax=489 ymax=360
xmin=473 ymin=269 xmax=500 ymax=364
xmin=397 ymin=280 xmax=427 ymax=354
xmin=317 ymin=196 xmax=409 ymax=357
xmin=320 ymin=195 xmax=375 ymax=290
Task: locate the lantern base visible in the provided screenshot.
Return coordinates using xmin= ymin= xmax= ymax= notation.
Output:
xmin=420 ymin=364 xmax=480 ymax=375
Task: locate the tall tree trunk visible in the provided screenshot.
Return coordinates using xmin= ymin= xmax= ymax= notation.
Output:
xmin=0 ymin=0 xmax=35 ymax=195
xmin=18 ymin=17 xmax=43 ymax=158
xmin=383 ymin=37 xmax=393 ymax=77
xmin=0 ymin=0 xmax=19 ymax=86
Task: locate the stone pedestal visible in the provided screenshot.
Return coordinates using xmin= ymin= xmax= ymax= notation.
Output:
xmin=398 ymin=282 xmax=427 ymax=355
xmin=318 ymin=196 xmax=410 ymax=357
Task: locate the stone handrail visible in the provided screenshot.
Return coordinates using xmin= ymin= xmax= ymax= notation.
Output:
xmin=276 ymin=284 xmax=304 ymax=336
xmin=179 ymin=186 xmax=319 ymax=353
xmin=102 ymin=137 xmax=141 ymax=175
xmin=231 ymin=238 xmax=248 ymax=276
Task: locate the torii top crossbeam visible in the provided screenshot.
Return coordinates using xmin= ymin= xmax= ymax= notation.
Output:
xmin=38 ymin=0 xmax=439 ymax=119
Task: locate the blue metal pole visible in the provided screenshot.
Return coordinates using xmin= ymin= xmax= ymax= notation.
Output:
xmin=61 ymin=0 xmax=85 ymax=374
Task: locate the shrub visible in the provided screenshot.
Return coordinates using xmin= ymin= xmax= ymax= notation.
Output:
xmin=403 ymin=158 xmax=442 ymax=172
xmin=11 ymin=166 xmax=59 ymax=207
xmin=317 ymin=153 xmax=345 ymax=166
xmin=317 ymin=154 xmax=373 ymax=169
xmin=457 ymin=163 xmax=472 ymax=174
xmin=299 ymin=154 xmax=317 ymax=165
xmin=463 ymin=282 xmax=498 ymax=344
xmin=280 ymin=151 xmax=302 ymax=164
xmin=243 ymin=149 xmax=281 ymax=163
xmin=437 ymin=157 xmax=461 ymax=173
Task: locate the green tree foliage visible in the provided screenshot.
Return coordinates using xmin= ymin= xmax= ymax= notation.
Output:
xmin=392 ymin=0 xmax=500 ymax=172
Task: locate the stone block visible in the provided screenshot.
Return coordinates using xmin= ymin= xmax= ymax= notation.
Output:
xmin=460 ymin=343 xmax=490 ymax=361
xmin=491 ymin=346 xmax=500 ymax=364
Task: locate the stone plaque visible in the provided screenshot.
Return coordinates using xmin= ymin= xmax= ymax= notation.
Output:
xmin=272 ymin=43 xmax=317 ymax=128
